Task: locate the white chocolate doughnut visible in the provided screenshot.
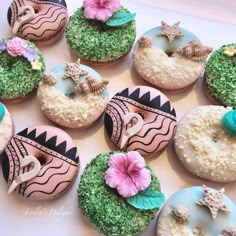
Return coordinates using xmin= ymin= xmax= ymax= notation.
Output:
xmin=174 ymin=105 xmax=236 ymax=182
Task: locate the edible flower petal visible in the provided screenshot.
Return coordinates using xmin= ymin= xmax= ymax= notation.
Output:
xmin=223 ymin=45 xmax=236 ymax=57
xmin=83 ymin=0 xmax=120 ymax=22
xmin=0 ymin=39 xmax=7 ymax=52
xmin=31 ymin=60 xmax=42 ymax=70
xmin=6 ymin=37 xmax=28 ymax=57
xmin=105 ymin=151 xmax=151 ymax=198
xmin=23 ymin=48 xmax=39 ymax=62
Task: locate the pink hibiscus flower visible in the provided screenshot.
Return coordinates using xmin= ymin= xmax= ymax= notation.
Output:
xmin=83 ymin=0 xmax=120 ymax=23
xmin=105 ymin=151 xmax=151 ymax=198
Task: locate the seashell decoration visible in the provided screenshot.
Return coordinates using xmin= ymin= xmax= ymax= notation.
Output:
xmin=172 ymin=204 xmax=190 ymax=224
xmin=43 ymin=72 xmax=57 ymax=86
xmin=74 ymin=75 xmax=109 ymax=95
xmin=175 ymin=40 xmax=213 ymax=61
xmin=219 ymin=227 xmax=236 ymax=236
xmin=221 ymin=110 xmax=236 ymax=137
xmin=138 ymin=35 xmax=153 ymax=48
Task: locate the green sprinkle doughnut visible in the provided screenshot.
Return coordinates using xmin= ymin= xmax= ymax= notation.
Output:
xmin=78 ymin=152 xmax=162 ymax=236
xmin=66 ymin=7 xmax=136 ymax=63
xmin=0 ymin=38 xmax=45 ymax=101
xmin=205 ymin=44 xmax=236 ymax=108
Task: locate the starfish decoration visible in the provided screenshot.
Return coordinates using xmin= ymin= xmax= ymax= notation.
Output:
xmin=157 ymin=21 xmax=184 ymax=43
xmin=197 ymin=185 xmax=231 ymax=219
xmin=63 ymin=59 xmax=88 ymax=84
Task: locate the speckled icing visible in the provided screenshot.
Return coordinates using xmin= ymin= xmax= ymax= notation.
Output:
xmin=1 ymin=125 xmax=79 ymax=200
xmin=0 ymin=104 xmax=13 ymax=154
xmin=133 ymin=26 xmax=205 ymax=90
xmin=37 ymin=63 xmax=108 ymax=128
xmin=156 ymin=186 xmax=236 ymax=236
xmin=174 ymin=105 xmax=236 ymax=182
xmin=8 ymin=0 xmax=68 ymax=45
xmin=104 ymin=86 xmax=177 ymax=156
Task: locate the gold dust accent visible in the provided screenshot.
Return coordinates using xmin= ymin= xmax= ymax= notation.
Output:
xmin=138 ymin=35 xmax=153 ymax=48
xmin=175 ymin=40 xmax=213 ymax=61
xmin=219 ymin=227 xmax=236 ymax=236
xmin=197 ymin=185 xmax=231 ymax=219
xmin=43 ymin=72 xmax=57 ymax=86
xmin=75 ymin=75 xmax=109 ymax=95
xmin=157 ymin=21 xmax=184 ymax=43
xmin=63 ymin=59 xmax=88 ymax=84
xmin=172 ymin=204 xmax=190 ymax=224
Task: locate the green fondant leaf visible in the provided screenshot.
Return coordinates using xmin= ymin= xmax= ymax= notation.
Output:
xmin=106 ymin=12 xmax=136 ymax=27
xmin=126 ymin=188 xmax=165 ymax=210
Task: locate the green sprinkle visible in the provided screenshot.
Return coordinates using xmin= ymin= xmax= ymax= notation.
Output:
xmin=0 ymin=38 xmax=45 ymax=100
xmin=78 ymin=152 xmax=162 ymax=236
xmin=206 ymin=44 xmax=236 ymax=108
xmin=65 ymin=7 xmax=136 ymax=62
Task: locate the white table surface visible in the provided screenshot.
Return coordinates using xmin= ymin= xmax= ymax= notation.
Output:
xmin=0 ymin=1 xmax=236 ymax=236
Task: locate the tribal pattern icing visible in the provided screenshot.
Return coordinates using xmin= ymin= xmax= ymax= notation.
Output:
xmin=8 ymin=0 xmax=68 ymax=43
xmin=1 ymin=126 xmax=79 ymax=200
xmin=104 ymin=87 xmax=177 ymax=155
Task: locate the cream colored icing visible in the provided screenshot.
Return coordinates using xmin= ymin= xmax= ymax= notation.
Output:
xmin=133 ymin=45 xmax=205 ymax=90
xmin=0 ymin=109 xmax=13 ymax=153
xmin=174 ymin=106 xmax=236 ymax=182
xmin=37 ymin=83 xmax=108 ymax=128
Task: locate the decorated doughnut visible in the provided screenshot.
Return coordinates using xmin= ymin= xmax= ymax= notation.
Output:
xmin=156 ymin=185 xmax=236 ymax=235
xmin=1 ymin=125 xmax=79 ymax=200
xmin=204 ymin=43 xmax=236 ymax=108
xmin=37 ymin=59 xmax=109 ymax=128
xmin=0 ymin=37 xmax=45 ymax=104
xmin=0 ymin=103 xmax=14 ymax=155
xmin=65 ymin=0 xmax=136 ymax=67
xmin=104 ymin=85 xmax=177 ymax=156
xmin=8 ymin=0 xmax=68 ymax=46
xmin=174 ymin=105 xmax=236 ymax=182
xmin=78 ymin=151 xmax=165 ymax=236
xmin=132 ymin=21 xmax=212 ymax=91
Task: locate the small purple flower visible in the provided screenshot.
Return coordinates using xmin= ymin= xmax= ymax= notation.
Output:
xmin=0 ymin=39 xmax=7 ymax=52
xmin=23 ymin=47 xmax=39 ymax=62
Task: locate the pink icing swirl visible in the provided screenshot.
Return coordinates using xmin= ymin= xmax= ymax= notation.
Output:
xmin=83 ymin=0 xmax=120 ymax=23
xmin=6 ymin=37 xmax=28 ymax=57
xmin=105 ymin=151 xmax=151 ymax=198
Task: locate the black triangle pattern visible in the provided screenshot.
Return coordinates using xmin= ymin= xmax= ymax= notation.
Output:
xmin=117 ymin=87 xmax=176 ymax=116
xmin=17 ymin=128 xmax=78 ymax=163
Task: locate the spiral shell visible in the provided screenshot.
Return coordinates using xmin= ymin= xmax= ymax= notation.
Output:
xmin=219 ymin=227 xmax=236 ymax=236
xmin=75 ymin=76 xmax=109 ymax=95
xmin=172 ymin=204 xmax=190 ymax=224
xmin=138 ymin=35 xmax=153 ymax=48
xmin=222 ymin=110 xmax=236 ymax=137
xmin=175 ymin=40 xmax=213 ymax=61
xmin=43 ymin=72 xmax=57 ymax=86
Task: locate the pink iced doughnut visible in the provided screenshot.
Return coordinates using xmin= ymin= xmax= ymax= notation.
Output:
xmin=7 ymin=0 xmax=68 ymax=45
xmin=0 ymin=103 xmax=14 ymax=155
xmin=1 ymin=125 xmax=79 ymax=200
xmin=104 ymin=86 xmax=177 ymax=156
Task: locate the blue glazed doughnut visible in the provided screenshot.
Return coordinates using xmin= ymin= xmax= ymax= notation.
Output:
xmin=37 ymin=60 xmax=109 ymax=128
xmin=156 ymin=186 xmax=236 ymax=235
xmin=133 ymin=22 xmax=212 ymax=91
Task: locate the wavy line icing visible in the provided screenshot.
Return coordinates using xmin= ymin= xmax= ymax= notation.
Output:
xmin=105 ymin=86 xmax=177 ymax=156
xmin=1 ymin=126 xmax=79 ymax=200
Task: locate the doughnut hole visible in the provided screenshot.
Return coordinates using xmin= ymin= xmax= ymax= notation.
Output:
xmin=36 ymin=155 xmax=47 ymax=166
xmin=165 ymin=48 xmax=177 ymax=57
xmin=33 ymin=8 xmax=39 ymax=14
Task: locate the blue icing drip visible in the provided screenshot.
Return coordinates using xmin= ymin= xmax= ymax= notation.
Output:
xmin=0 ymin=103 xmax=5 ymax=121
xmin=51 ymin=64 xmax=108 ymax=98
xmin=144 ymin=26 xmax=199 ymax=51
xmin=167 ymin=186 xmax=236 ymax=235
